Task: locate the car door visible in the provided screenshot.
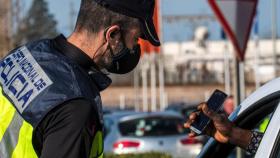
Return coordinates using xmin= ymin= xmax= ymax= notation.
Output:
xmin=270 ymin=129 xmax=280 ymax=158
xmin=255 ymin=102 xmax=280 ymax=158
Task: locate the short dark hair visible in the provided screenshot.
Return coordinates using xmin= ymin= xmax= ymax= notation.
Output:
xmin=75 ymin=0 xmax=139 ymax=34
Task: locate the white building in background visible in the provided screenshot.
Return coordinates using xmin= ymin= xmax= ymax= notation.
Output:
xmin=162 ymin=39 xmax=280 ymax=84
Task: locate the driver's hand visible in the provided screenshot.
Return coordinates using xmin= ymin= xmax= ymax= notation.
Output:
xmin=184 ymin=103 xmax=235 ymax=143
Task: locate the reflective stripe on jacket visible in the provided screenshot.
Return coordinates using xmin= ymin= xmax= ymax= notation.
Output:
xmin=0 ymin=86 xmax=37 ymax=158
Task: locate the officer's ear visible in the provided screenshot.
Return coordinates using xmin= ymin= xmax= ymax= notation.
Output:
xmin=105 ymin=25 xmax=121 ymax=46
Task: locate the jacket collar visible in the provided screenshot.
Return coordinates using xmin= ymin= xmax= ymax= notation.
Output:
xmin=52 ymin=34 xmax=111 ymax=91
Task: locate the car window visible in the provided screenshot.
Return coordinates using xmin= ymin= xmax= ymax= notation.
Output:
xmin=118 ymin=116 xmax=188 ymax=137
xmin=227 ymin=114 xmax=273 ymax=158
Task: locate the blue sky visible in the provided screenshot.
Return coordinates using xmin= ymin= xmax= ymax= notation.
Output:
xmin=23 ymin=0 xmax=280 ymax=42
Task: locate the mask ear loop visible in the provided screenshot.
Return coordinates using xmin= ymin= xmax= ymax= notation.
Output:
xmin=88 ymin=27 xmax=110 ymax=76
xmin=92 ymin=27 xmax=111 ymax=60
xmin=90 ymin=27 xmax=116 ymax=75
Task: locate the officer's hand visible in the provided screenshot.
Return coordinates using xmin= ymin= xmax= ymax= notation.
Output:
xmin=184 ymin=103 xmax=235 ymax=144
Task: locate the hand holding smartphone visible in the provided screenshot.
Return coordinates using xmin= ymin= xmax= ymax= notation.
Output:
xmin=190 ymin=89 xmax=228 ymax=135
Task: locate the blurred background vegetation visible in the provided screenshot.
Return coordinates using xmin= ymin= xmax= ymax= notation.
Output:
xmin=0 ymin=0 xmax=58 ymax=55
xmin=13 ymin=0 xmax=58 ymax=46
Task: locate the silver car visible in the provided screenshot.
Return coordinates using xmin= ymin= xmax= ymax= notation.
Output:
xmin=104 ymin=111 xmax=203 ymax=158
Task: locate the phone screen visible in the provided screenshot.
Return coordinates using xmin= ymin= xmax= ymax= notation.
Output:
xmin=190 ymin=89 xmax=228 ymax=135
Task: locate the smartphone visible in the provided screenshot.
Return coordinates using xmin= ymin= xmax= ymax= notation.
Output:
xmin=190 ymin=89 xmax=228 ymax=135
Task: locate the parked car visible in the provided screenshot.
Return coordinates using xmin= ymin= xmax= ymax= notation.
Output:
xmin=104 ymin=111 xmax=203 ymax=158
xmin=103 ymin=106 xmax=136 ymax=115
xmin=197 ymin=77 xmax=280 ymax=158
xmin=165 ymin=102 xmax=199 ymax=120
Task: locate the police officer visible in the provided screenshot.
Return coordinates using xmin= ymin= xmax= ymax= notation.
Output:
xmin=0 ymin=0 xmax=160 ymax=158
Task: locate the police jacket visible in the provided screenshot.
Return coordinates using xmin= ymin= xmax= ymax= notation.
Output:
xmin=0 ymin=35 xmax=111 ymax=158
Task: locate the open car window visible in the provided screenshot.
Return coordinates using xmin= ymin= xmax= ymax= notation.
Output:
xmin=255 ymin=102 xmax=280 ymax=158
xmin=226 ymin=113 xmax=273 ymax=158
xmin=197 ymin=93 xmax=280 ymax=158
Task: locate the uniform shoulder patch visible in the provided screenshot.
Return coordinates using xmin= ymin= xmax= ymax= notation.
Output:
xmin=0 ymin=46 xmax=53 ymax=113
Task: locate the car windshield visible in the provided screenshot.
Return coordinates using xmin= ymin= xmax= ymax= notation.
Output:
xmin=118 ymin=116 xmax=189 ymax=137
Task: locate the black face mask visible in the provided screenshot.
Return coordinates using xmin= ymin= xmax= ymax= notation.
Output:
xmin=106 ymin=34 xmax=141 ymax=74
